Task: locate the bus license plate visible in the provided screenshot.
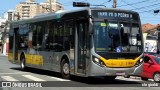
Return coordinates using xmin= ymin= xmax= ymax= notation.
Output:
xmin=116 ymin=72 xmax=125 ymax=75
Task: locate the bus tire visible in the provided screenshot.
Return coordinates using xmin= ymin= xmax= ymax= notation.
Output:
xmin=61 ymin=59 xmax=70 ymax=79
xmin=153 ymin=72 xmax=160 ymax=82
xmin=20 ymin=55 xmax=26 ymax=70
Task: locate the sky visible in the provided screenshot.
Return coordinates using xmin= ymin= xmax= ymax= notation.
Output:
xmin=0 ymin=0 xmax=160 ymax=25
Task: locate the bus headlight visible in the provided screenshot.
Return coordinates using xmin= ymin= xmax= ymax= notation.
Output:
xmin=94 ymin=58 xmax=99 ymax=63
xmin=93 ymin=57 xmax=105 ymax=67
xmin=135 ymin=58 xmax=143 ymax=67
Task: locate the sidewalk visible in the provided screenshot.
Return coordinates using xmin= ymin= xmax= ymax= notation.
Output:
xmin=0 ymin=53 xmax=8 ymax=57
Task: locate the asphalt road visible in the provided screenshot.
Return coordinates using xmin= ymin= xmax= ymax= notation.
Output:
xmin=0 ymin=54 xmax=159 ymax=90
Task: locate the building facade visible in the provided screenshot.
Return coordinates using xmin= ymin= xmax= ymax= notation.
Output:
xmin=142 ymin=23 xmax=160 ymax=53
xmin=16 ymin=0 xmax=64 ymax=19
xmin=16 ymin=0 xmax=40 ymax=19
xmin=0 ymin=18 xmax=6 ymax=52
xmin=0 ymin=10 xmax=17 ymax=55
xmin=40 ymin=0 xmax=64 ymax=13
xmin=0 ymin=17 xmax=8 ymax=55
xmin=4 ymin=10 xmax=16 ymax=21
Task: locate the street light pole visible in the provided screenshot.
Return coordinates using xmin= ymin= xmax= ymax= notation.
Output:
xmin=49 ymin=0 xmax=52 ymax=12
xmin=113 ymin=0 xmax=117 ymax=8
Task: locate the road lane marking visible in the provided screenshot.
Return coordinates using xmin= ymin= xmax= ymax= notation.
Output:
xmin=148 ymin=79 xmax=154 ymax=82
xmin=1 ymin=76 xmax=19 ymax=81
xmin=50 ymin=77 xmax=70 ymax=81
xmin=22 ymin=75 xmax=46 ymax=81
xmin=116 ymin=76 xmax=142 ymax=81
xmin=0 ymin=72 xmax=28 ymax=75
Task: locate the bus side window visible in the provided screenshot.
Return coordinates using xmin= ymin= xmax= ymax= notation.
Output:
xmin=63 ymin=21 xmax=74 ymax=50
xmin=18 ymin=24 xmax=29 ymax=49
xmin=64 ymin=37 xmax=70 ymax=50
xmin=53 ymin=22 xmax=64 ymax=52
xmin=44 ymin=21 xmax=54 ymax=51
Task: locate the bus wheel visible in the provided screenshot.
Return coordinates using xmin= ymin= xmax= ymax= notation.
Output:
xmin=61 ymin=59 xmax=70 ymax=79
xmin=20 ymin=55 xmax=26 ymax=70
xmin=104 ymin=76 xmax=116 ymax=81
xmin=153 ymin=72 xmax=160 ymax=82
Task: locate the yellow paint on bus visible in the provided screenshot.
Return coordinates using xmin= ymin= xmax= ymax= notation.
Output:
xmin=25 ymin=54 xmax=43 ymax=65
xmin=100 ymin=57 xmax=140 ymax=67
xmin=8 ymin=53 xmax=20 ymax=62
xmin=8 ymin=53 xmax=13 ymax=61
xmin=8 ymin=53 xmax=43 ymax=66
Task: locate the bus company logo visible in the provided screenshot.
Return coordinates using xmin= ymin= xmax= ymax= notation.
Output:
xmin=2 ymin=82 xmax=11 ymax=87
xmin=1 ymin=82 xmax=43 ymax=87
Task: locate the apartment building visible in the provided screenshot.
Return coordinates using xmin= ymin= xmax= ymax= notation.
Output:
xmin=40 ymin=0 xmax=64 ymax=13
xmin=16 ymin=0 xmax=64 ymax=19
xmin=16 ymin=0 xmax=40 ymax=19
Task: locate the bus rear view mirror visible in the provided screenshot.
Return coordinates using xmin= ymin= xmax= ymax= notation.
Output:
xmin=104 ymin=19 xmax=108 ymax=25
xmin=157 ymin=49 xmax=160 ymax=54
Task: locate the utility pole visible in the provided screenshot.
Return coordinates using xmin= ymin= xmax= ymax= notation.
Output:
xmin=113 ymin=0 xmax=117 ymax=8
xmin=49 ymin=0 xmax=52 ymax=12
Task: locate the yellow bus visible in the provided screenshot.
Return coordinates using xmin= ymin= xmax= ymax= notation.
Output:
xmin=9 ymin=6 xmax=144 ymax=80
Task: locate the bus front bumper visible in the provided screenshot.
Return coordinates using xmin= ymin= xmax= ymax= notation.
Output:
xmin=88 ymin=61 xmax=144 ymax=77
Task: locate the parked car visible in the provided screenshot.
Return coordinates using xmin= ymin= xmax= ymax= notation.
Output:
xmin=141 ymin=54 xmax=160 ymax=82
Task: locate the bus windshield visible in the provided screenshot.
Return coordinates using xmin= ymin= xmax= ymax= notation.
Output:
xmin=94 ymin=21 xmax=142 ymax=53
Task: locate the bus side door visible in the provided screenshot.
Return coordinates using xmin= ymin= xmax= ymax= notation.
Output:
xmin=13 ymin=27 xmax=19 ymax=63
xmin=75 ymin=20 xmax=89 ymax=75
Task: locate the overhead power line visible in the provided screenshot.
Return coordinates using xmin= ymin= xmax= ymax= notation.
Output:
xmin=131 ymin=3 xmax=160 ymax=10
xmin=62 ymin=2 xmax=73 ymax=6
xmin=62 ymin=0 xmax=89 ymax=6
xmin=138 ymin=7 xmax=160 ymax=13
xmin=100 ymin=0 xmax=111 ymax=5
xmin=121 ymin=0 xmax=137 ymax=8
xmin=139 ymin=10 xmax=154 ymax=13
xmin=117 ymin=0 xmax=150 ymax=7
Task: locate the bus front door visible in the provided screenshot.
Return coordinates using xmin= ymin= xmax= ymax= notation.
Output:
xmin=75 ymin=20 xmax=88 ymax=75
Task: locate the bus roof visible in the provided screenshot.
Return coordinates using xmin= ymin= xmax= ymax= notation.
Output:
xmin=10 ymin=8 xmax=139 ymax=25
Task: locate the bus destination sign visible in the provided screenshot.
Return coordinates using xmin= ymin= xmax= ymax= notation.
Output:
xmin=92 ymin=11 xmax=135 ymax=19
